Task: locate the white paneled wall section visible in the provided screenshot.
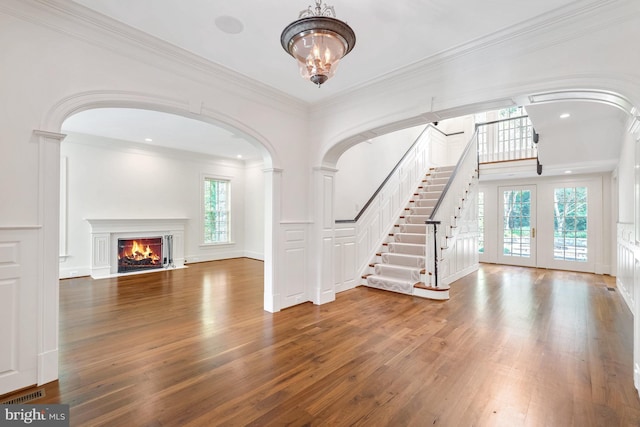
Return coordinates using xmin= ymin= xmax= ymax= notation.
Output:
xmin=617 ymin=223 xmax=636 ymax=314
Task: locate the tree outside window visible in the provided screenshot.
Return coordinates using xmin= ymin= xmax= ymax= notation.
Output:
xmin=553 ymin=187 xmax=587 ymax=262
xmin=502 ymin=190 xmax=531 ymax=257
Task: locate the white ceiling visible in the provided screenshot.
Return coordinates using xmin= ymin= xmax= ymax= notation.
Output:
xmin=70 ymin=0 xmax=578 ymax=103
xmin=61 ymin=108 xmax=264 ymax=161
xmin=60 ymin=0 xmax=626 ymax=171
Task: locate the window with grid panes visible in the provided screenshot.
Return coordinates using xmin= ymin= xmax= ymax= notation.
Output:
xmin=203 ymin=178 xmax=230 ymax=244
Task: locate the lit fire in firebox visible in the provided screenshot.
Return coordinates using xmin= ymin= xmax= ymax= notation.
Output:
xmin=118 ymin=239 xmax=161 ymax=266
xmin=121 ymin=240 xmax=159 ymax=262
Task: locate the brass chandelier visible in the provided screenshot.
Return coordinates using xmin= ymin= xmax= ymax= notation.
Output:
xmin=280 ymin=0 xmax=356 ymax=87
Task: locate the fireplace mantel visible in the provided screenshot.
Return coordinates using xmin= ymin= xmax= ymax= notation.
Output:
xmin=86 ymin=218 xmax=187 ymax=278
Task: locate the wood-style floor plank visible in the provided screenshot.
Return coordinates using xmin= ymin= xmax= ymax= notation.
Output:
xmin=19 ymin=259 xmax=640 ymax=426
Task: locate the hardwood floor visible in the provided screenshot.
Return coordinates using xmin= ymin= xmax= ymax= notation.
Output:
xmin=32 ymin=259 xmax=640 ymax=425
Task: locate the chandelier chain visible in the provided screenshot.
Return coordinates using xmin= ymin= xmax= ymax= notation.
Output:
xmin=299 ymin=0 xmax=336 ymax=19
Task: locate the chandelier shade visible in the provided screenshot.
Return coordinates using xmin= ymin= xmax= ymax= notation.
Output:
xmin=280 ymin=2 xmax=356 ymax=87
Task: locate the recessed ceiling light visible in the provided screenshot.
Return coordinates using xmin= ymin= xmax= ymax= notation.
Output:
xmin=237 ymin=154 xmax=243 ymax=159
xmin=560 ymin=113 xmax=571 ymax=119
xmin=215 ymin=16 xmax=244 ymax=34
xmin=564 ymin=170 xmax=572 ymax=174
xmin=144 ymin=138 xmax=153 ymax=142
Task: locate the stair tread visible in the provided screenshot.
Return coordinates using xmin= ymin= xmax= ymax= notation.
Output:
xmin=414 ymin=282 xmax=450 ymax=291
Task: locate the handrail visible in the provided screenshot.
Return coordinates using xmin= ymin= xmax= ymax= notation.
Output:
xmin=474 ymin=115 xmax=530 ymax=128
xmin=475 ymin=114 xmax=536 ymax=166
xmin=335 ymin=123 xmax=451 ymax=223
xmin=429 ymin=129 xmax=479 ymax=220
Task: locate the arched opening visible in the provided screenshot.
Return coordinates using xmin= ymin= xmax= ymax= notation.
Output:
xmin=45 ymin=93 xmax=281 ymax=315
xmin=59 ymin=107 xmax=268 ymax=283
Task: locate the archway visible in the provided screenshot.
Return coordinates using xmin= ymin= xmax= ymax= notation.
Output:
xmin=42 ymin=90 xmax=282 ymax=313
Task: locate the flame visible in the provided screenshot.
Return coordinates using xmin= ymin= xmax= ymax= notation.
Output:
xmin=119 ymin=239 xmax=160 ymax=262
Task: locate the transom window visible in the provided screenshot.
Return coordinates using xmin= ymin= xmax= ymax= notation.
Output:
xmin=203 ymin=177 xmax=230 ymax=244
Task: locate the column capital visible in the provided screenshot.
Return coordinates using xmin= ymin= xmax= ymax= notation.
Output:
xmin=33 ymin=130 xmax=67 ymax=142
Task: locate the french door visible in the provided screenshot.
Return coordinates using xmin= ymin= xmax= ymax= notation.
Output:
xmin=482 ymin=180 xmax=597 ymax=273
xmin=497 ymin=186 xmax=536 ymax=267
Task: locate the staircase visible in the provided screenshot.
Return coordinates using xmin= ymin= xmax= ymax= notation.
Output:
xmin=362 ymin=166 xmax=455 ymax=299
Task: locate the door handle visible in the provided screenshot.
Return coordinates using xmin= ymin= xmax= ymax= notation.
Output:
xmin=532 ymin=227 xmax=536 ymax=238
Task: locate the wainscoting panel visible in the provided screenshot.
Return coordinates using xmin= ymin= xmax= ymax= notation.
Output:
xmin=280 ymin=223 xmax=308 ymax=309
xmin=617 ymin=223 xmax=637 ymax=314
xmin=0 ymin=227 xmax=39 ymax=395
xmin=0 ymin=278 xmax=17 ymax=373
xmin=335 ymin=225 xmax=357 ymax=293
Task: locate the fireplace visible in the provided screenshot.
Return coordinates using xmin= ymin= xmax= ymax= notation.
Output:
xmin=86 ymin=218 xmax=187 ymax=278
xmin=117 ymin=237 xmax=163 ymax=273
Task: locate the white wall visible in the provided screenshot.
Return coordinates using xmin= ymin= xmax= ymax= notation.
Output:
xmin=334 ymin=125 xmax=425 ymax=220
xmin=244 ymin=161 xmax=266 ymax=260
xmin=618 ymin=131 xmax=636 ymax=224
xmin=59 ymin=133 xmax=264 ymax=278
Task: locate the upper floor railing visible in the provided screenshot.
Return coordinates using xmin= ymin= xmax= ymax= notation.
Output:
xmin=476 ymin=115 xmax=537 ymax=163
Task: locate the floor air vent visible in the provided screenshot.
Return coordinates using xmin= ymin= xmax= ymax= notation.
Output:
xmin=0 ymin=388 xmax=45 ymax=405
xmin=607 ymin=287 xmax=616 ymax=292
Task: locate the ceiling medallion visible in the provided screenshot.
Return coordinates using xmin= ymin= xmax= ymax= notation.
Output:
xmin=280 ymin=0 xmax=356 ymax=87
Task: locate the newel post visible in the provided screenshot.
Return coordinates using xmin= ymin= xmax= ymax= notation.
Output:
xmin=425 ymin=220 xmax=441 ymax=288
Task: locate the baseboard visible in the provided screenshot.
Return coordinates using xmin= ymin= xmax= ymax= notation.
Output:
xmin=243 ymin=251 xmax=264 ymax=261
xmin=59 ymin=266 xmax=91 ymax=279
xmin=617 ymin=277 xmax=635 ymax=315
xmin=184 ymin=250 xmax=245 ymax=264
xmin=312 ymin=288 xmax=336 ymax=306
xmin=442 ymin=262 xmax=479 ymax=286
xmin=336 ymin=280 xmax=358 ymax=294
xmin=595 ymin=262 xmax=610 ymax=275
xmin=37 ymin=349 xmax=58 ymax=386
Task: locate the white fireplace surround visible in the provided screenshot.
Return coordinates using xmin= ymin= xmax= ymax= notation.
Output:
xmin=86 ymin=218 xmax=187 ymax=278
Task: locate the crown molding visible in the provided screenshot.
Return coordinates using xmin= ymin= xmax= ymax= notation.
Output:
xmin=63 ymin=131 xmax=252 ymax=168
xmin=528 ymin=89 xmax=635 ymax=115
xmin=313 ymin=0 xmax=636 ymax=112
xmin=0 ymin=0 xmax=308 ymax=115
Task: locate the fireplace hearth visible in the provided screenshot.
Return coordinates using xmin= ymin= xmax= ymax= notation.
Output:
xmin=117 ymin=237 xmax=163 ymax=273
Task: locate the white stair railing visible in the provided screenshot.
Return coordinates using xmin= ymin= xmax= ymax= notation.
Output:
xmin=477 ymin=115 xmax=537 ymax=163
xmin=426 ymin=131 xmax=479 ymax=287
xmin=347 ymin=125 xmax=446 ymax=282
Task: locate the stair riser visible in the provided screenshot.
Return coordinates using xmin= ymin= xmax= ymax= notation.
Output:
xmin=388 ymin=243 xmax=425 ymax=255
xmin=374 ymin=265 xmax=421 ymax=281
xmin=394 ymin=234 xmax=426 ymax=244
xmin=381 ymin=253 xmax=425 ymax=268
